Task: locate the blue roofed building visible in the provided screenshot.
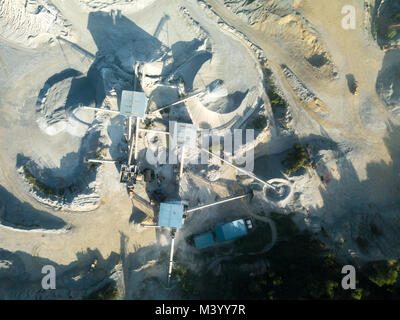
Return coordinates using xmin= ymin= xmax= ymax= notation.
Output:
xmin=194 ymin=232 xmax=215 ymax=249
xmin=120 ymin=90 xmax=148 ymax=118
xmin=158 ymin=202 xmax=184 ymax=229
xmin=214 ymin=219 xmax=248 ymax=243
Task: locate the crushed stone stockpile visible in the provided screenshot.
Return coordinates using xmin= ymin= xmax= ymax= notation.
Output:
xmin=222 ymin=0 xmax=293 ymax=25
xmin=0 ymin=0 xmax=71 ymax=48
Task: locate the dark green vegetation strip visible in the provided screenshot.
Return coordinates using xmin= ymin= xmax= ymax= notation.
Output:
xmin=174 ymin=213 xmax=400 ymax=300
xmin=85 ymin=282 xmax=118 ymax=300
xmin=234 ymin=220 xmax=272 ymax=254
xmin=23 ymin=166 xmax=64 ymax=198
xmin=251 ymin=116 xmax=267 ymax=130
xmin=374 ymin=0 xmax=400 ymax=44
xmin=267 ymin=85 xmax=287 ymax=109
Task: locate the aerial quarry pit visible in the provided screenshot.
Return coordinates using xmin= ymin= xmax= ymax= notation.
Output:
xmin=0 ymin=0 xmax=400 ymax=300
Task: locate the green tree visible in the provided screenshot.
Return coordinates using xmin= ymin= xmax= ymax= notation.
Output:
xmin=325 ymin=281 xmax=339 ymax=299
xmin=365 ymin=260 xmax=399 ymax=287
xmin=351 ymin=288 xmax=363 ymax=300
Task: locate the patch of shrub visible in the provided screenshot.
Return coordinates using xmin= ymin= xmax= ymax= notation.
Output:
xmin=386 ymin=28 xmax=397 ymax=40
xmin=252 ymin=116 xmax=267 ymax=130
xmin=282 ymin=144 xmax=311 ymax=175
xmin=209 ymin=143 xmax=223 ymax=154
xmin=356 ymin=237 xmax=369 ymax=252
xmin=270 ymin=212 xmax=298 ymax=238
xmin=234 ymin=221 xmax=272 ymax=253
xmin=174 ymin=264 xmax=200 ymax=297
xmin=267 ymin=85 xmax=287 ymax=109
xmin=370 ymin=223 xmax=383 ymax=236
xmin=96 ymin=149 xmax=106 ymax=160
xmin=160 ymin=107 xmax=170 ymax=114
xmin=363 ymin=260 xmax=400 ymax=287
xmin=85 ymin=282 xmax=118 ymax=300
